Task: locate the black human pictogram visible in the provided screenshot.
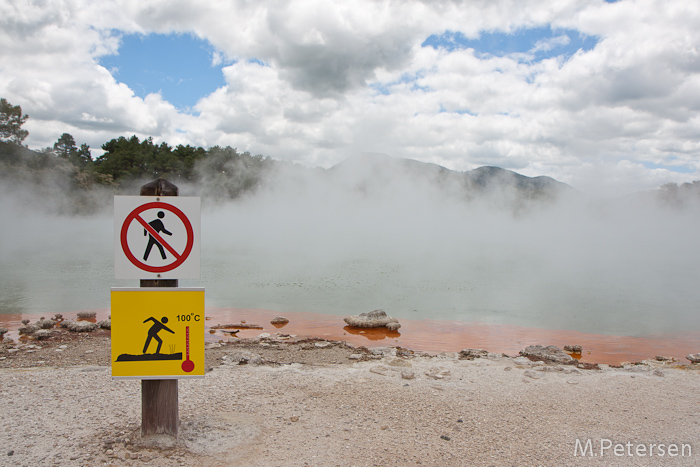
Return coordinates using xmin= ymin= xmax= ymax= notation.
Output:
xmin=114 ymin=314 xmax=183 ymax=363
xmin=142 ymin=316 xmax=174 ymax=354
xmin=143 ymin=211 xmax=173 ymax=261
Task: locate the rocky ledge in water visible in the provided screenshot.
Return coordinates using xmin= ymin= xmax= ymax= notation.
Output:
xmin=687 ymin=353 xmax=700 ymax=364
xmin=343 ymin=310 xmax=401 ymax=331
xmin=520 ymin=345 xmax=576 ymax=365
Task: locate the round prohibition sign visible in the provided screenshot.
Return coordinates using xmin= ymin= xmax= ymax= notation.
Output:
xmin=120 ymin=202 xmax=194 ymax=273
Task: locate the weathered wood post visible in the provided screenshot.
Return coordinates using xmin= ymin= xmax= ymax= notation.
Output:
xmin=140 ymin=178 xmax=179 ymax=437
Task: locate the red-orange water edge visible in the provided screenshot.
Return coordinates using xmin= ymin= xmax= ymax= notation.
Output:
xmin=209 ymin=308 xmax=700 ymax=365
xmin=2 ymin=307 xmax=698 ymax=365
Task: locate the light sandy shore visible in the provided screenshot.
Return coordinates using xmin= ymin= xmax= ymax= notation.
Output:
xmin=1 ymin=333 xmax=699 ymax=467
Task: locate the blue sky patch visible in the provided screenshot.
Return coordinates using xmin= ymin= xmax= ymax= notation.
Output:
xmin=439 ymin=105 xmax=477 ymax=116
xmin=422 ymin=26 xmax=599 ymax=62
xmin=641 ymin=160 xmax=695 ymax=174
xmin=99 ymin=33 xmax=229 ymax=111
xmin=370 ymin=71 xmax=430 ymax=96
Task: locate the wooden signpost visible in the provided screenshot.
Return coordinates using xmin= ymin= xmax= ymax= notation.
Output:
xmin=140 ymin=179 xmax=179 ymax=437
xmin=111 ymin=178 xmax=203 ymax=438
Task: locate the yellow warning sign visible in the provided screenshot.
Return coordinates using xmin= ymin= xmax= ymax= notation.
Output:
xmin=111 ymin=288 xmax=205 ymax=379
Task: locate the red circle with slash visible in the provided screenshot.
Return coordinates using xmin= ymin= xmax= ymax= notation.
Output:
xmin=120 ymin=202 xmax=194 ymax=273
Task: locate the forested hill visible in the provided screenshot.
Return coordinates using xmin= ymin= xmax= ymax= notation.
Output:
xmin=1 ymin=97 xmax=699 ymax=214
xmin=328 ymin=154 xmax=574 ymax=204
xmin=2 ymin=135 xmax=700 ymax=215
xmin=0 ymin=136 xmax=280 ymax=213
xmin=0 ymin=133 xmax=575 ymax=212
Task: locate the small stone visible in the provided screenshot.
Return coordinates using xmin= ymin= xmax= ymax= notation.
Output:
xmin=19 ymin=324 xmax=39 ymax=335
xmin=348 ymin=354 xmax=363 ymax=360
xmin=370 ymin=366 xmax=389 ymax=376
xmin=424 ymin=368 xmax=450 ymax=380
xmin=35 ymin=318 xmax=56 ymax=329
xmin=386 ymin=357 xmax=411 ymax=367
xmin=686 ymin=353 xmax=700 ymax=364
xmin=380 ymin=425 xmax=389 ymax=430
xmin=290 ymin=416 xmax=299 ymax=422
xmin=440 ymin=435 xmax=451 ymax=441
xmin=66 ymin=320 xmax=97 ymax=332
xmin=371 ymin=347 xmax=396 ymax=357
xmin=315 ymin=341 xmax=331 ymax=348
xmin=459 ymin=348 xmax=488 ymax=360
xmin=520 ymin=345 xmax=574 ymax=364
xmin=577 ymin=362 xmax=600 ymax=370
xmin=7 ymin=450 xmax=14 ymax=456
xmin=400 ymin=370 xmax=415 ymax=380
xmin=33 ymin=329 xmax=52 ymax=340
xmin=270 ymin=317 xmax=289 ymax=325
xmin=563 ymin=345 xmax=583 ymax=354
xmin=343 ymin=310 xmax=400 ymax=329
xmin=228 ymin=351 xmax=263 ymax=366
xmin=257 ymin=332 xmax=271 ymax=339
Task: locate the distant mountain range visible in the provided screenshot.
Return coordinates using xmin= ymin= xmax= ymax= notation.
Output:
xmin=326 ymin=154 xmax=575 ymax=206
xmin=2 ymin=138 xmax=697 ymax=214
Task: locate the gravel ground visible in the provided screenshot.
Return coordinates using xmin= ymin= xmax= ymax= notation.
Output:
xmin=1 ymin=330 xmax=700 ymax=467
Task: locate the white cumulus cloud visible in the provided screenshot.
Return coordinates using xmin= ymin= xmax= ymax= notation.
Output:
xmin=1 ymin=0 xmax=699 ymax=195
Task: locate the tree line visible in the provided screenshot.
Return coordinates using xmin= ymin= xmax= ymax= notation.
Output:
xmin=3 ymin=97 xmax=699 ymax=213
xmin=0 ymin=97 xmax=280 ymax=205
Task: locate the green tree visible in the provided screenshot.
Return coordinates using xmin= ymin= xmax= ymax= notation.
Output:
xmin=173 ymin=144 xmax=206 ymax=180
xmin=195 ymin=146 xmax=274 ymax=198
xmin=0 ymin=98 xmax=29 ymax=144
xmin=54 ymin=133 xmax=77 ymax=158
xmin=77 ymin=143 xmax=92 ymax=167
xmin=95 ymin=135 xmax=148 ymax=181
xmin=95 ymin=135 xmax=178 ymax=181
xmin=53 ymin=133 xmax=92 ymax=167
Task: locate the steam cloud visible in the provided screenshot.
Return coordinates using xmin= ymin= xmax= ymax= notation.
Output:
xmin=2 ymin=155 xmax=699 ymax=337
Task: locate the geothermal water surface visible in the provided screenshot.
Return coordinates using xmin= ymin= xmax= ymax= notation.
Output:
xmin=1 ymin=185 xmax=699 ymax=363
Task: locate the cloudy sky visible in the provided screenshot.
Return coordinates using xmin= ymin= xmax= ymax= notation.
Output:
xmin=2 ymin=0 xmax=699 ymax=196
